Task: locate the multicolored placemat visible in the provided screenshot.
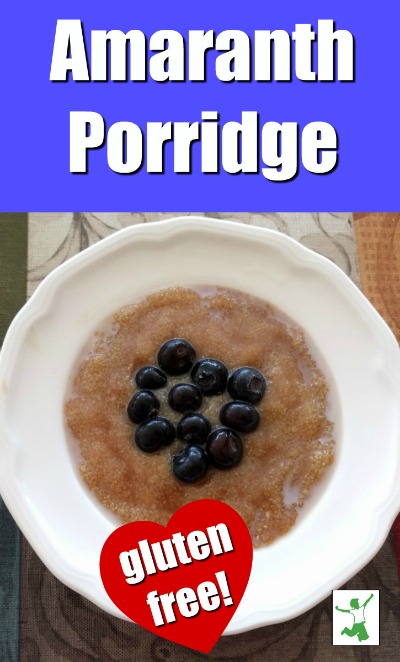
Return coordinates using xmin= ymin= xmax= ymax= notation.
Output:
xmin=353 ymin=213 xmax=400 ymax=588
xmin=1 ymin=213 xmax=399 ymax=661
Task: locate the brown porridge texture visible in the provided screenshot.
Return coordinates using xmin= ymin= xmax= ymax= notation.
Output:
xmin=65 ymin=287 xmax=335 ymax=547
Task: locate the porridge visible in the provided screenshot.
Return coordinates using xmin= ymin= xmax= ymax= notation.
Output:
xmin=65 ymin=286 xmax=335 ymax=547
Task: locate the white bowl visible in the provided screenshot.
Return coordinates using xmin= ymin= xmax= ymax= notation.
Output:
xmin=1 ymin=217 xmax=400 ymax=634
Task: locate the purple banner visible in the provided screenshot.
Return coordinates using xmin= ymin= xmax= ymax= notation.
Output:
xmin=1 ymin=1 xmax=399 ymax=210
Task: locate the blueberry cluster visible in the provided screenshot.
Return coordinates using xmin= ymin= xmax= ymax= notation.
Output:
xmin=127 ymin=338 xmax=266 ymax=484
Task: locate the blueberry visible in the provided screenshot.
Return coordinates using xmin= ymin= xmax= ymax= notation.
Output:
xmin=177 ymin=413 xmax=212 ymax=445
xmin=172 ymin=444 xmax=209 ymax=483
xmin=191 ymin=359 xmax=228 ymax=396
xmin=206 ymin=428 xmax=243 ymax=469
xmin=227 ymin=367 xmax=266 ymax=404
xmin=135 ymin=365 xmax=167 ymax=389
xmin=135 ymin=416 xmax=175 ymax=452
xmin=127 ymin=390 xmax=160 ymax=424
xmin=219 ymin=401 xmax=260 ymax=433
xmin=157 ymin=338 xmax=196 ymax=375
xmin=168 ymin=383 xmax=202 ymax=413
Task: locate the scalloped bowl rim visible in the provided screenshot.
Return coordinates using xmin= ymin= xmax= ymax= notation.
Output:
xmin=0 ymin=217 xmax=399 ymax=634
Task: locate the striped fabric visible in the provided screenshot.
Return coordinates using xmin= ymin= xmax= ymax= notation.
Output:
xmin=1 ymin=213 xmax=399 ymax=661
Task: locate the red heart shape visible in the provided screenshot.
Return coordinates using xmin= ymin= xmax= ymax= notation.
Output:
xmin=100 ymin=499 xmax=253 ymax=652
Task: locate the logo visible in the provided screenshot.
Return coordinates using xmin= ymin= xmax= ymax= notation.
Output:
xmin=332 ymin=590 xmax=379 ymax=645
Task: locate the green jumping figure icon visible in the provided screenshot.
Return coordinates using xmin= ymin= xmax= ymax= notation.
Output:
xmin=335 ymin=593 xmax=374 ymax=642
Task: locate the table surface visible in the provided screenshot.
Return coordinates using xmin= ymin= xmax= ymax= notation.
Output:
xmin=1 ymin=213 xmax=399 ymax=661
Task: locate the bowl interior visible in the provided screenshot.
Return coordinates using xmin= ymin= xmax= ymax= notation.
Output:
xmin=1 ymin=218 xmax=400 ymax=633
